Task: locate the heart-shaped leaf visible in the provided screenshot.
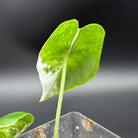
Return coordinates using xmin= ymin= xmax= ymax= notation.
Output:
xmin=37 ymin=19 xmax=105 ymax=102
xmin=0 ymin=112 xmax=34 ymax=138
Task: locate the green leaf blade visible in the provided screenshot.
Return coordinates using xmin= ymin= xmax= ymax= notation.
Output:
xmin=37 ymin=19 xmax=78 ymax=102
xmin=0 ymin=112 xmax=34 ymax=138
xmin=37 ymin=19 xmax=105 ymax=102
xmin=65 ymin=24 xmax=105 ymax=90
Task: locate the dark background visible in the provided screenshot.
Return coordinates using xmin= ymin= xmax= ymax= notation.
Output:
xmin=0 ymin=0 xmax=138 ymax=138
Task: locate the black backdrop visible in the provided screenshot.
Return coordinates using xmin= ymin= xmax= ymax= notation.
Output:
xmin=0 ymin=0 xmax=138 ymax=138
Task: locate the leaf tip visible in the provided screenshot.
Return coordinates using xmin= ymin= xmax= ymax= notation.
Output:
xmin=93 ymin=23 xmax=105 ymax=36
xmin=39 ymin=93 xmax=48 ymax=102
xmin=39 ymin=97 xmax=45 ymax=103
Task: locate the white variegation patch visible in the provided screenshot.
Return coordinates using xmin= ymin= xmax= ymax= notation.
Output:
xmin=36 ymin=57 xmax=60 ymax=102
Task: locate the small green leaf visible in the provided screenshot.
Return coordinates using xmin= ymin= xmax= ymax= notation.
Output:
xmin=37 ymin=19 xmax=105 ymax=102
xmin=0 ymin=112 xmax=34 ymax=138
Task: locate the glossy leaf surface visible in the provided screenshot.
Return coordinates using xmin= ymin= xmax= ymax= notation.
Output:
xmin=0 ymin=112 xmax=34 ymax=138
xmin=37 ymin=19 xmax=105 ymax=102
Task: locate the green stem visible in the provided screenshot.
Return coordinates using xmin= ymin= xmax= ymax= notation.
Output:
xmin=54 ymin=56 xmax=68 ymax=138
